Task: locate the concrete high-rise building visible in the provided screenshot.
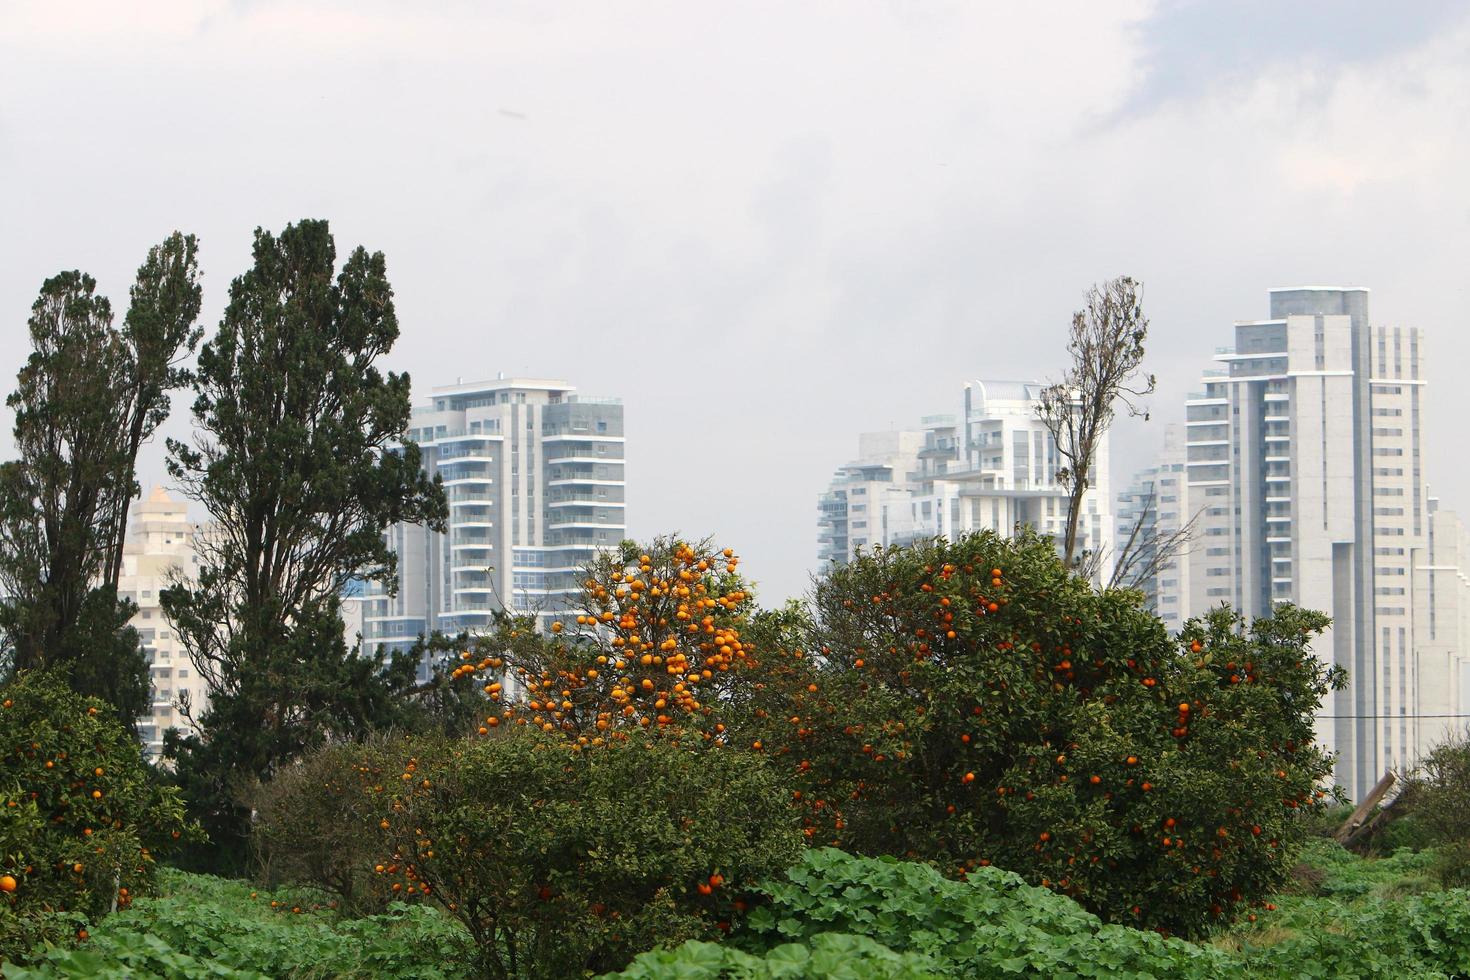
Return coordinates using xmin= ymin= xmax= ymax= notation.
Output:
xmin=1414 ymin=498 xmax=1470 ymax=758
xmin=818 ymin=380 xmax=1113 ymax=579
xmin=1124 ymin=287 xmax=1467 ymax=799
xmin=360 ymin=378 xmax=624 ymax=664
xmin=118 ymin=487 xmax=205 ymax=762
xmin=818 ymin=430 xmax=928 ymax=563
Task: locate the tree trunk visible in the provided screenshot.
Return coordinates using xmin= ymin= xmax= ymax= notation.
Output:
xmin=1333 ymin=772 xmax=1395 ymax=843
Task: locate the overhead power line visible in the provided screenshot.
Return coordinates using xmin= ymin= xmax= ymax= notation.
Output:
xmin=1314 ymin=713 xmax=1470 ymax=720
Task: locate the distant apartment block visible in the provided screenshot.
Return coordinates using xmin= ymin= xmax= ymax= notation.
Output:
xmin=1413 ymin=498 xmax=1470 ymax=756
xmin=359 ymin=377 xmax=625 ymax=666
xmin=1114 ymin=425 xmax=1191 ymax=622
xmin=118 ymin=487 xmax=205 ymax=762
xmin=1123 ymin=288 xmax=1469 ymax=799
xmin=819 ymin=380 xmax=1113 ymax=581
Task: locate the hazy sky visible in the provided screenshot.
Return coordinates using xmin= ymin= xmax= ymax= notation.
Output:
xmin=3 ymin=1 xmax=1468 ymax=603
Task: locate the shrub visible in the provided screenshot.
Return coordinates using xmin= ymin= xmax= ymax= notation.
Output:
xmin=250 ymin=737 xmax=407 ymax=914
xmin=269 ymin=727 xmax=803 ymax=978
xmin=1396 ymin=728 xmax=1470 ymax=844
xmin=733 ymin=531 xmax=1342 ymax=937
xmin=0 ymin=670 xmax=197 ymax=960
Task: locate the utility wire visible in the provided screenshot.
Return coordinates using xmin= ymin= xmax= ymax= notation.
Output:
xmin=1313 ymin=714 xmax=1470 ymax=720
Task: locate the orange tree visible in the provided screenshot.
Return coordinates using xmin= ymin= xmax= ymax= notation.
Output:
xmin=732 ymin=529 xmax=1343 ymax=937
xmin=323 ymin=728 xmax=801 ymax=979
xmin=0 ymin=670 xmax=197 ymax=959
xmin=446 ymin=537 xmax=758 ymax=747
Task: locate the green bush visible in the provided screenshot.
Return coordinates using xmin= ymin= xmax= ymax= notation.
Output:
xmin=250 ymin=737 xmax=407 ymax=914
xmin=261 ymin=728 xmax=804 ymax=978
xmin=733 ymin=531 xmax=1343 ymax=937
xmin=0 ymin=670 xmax=196 ymax=961
xmin=1380 ymin=728 xmax=1470 ymax=872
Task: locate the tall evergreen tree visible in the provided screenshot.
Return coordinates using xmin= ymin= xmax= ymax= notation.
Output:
xmin=161 ymin=219 xmax=445 ymax=868
xmin=103 ymin=234 xmax=205 ymax=589
xmin=0 ymin=236 xmax=201 ymax=724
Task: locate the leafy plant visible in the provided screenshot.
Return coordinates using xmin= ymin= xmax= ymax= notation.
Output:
xmin=618 ymin=845 xmax=1470 ymax=979
xmin=7 ymin=867 xmax=473 ymax=978
xmin=733 ymin=848 xmax=1232 ymax=977
xmin=611 ymin=932 xmax=941 ymax=979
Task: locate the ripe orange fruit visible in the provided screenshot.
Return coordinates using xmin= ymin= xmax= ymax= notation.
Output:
xmin=0 ymin=875 xmax=15 ymax=893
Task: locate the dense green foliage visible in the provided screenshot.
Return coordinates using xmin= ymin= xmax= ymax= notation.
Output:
xmin=161 ymin=219 xmax=447 ymax=871
xmin=611 ymin=843 xmax=1470 ymax=979
xmin=7 ymin=868 xmax=473 ymax=979
xmin=0 ymin=234 xmax=202 ymax=725
xmin=255 ymin=728 xmax=804 ymax=978
xmin=12 ymin=837 xmax=1469 ymax=979
xmin=612 ymin=933 xmax=938 ymax=979
xmin=0 ymin=671 xmax=196 ymax=961
xmin=734 ymin=531 xmax=1343 ymax=935
xmin=729 ymin=847 xmax=1232 ymax=976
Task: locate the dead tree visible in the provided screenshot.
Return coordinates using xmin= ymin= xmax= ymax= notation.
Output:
xmin=1038 ymin=277 xmax=1155 ymax=572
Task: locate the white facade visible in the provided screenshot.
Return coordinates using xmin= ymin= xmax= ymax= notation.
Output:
xmin=1413 ymin=499 xmax=1470 ymax=758
xmin=818 ymin=430 xmax=928 ymax=562
xmin=818 ymin=380 xmax=1113 ymax=580
xmin=1126 ymin=288 xmax=1466 ymax=799
xmin=118 ymin=487 xmax=205 ymax=761
xmin=362 ymin=378 xmax=625 ymax=667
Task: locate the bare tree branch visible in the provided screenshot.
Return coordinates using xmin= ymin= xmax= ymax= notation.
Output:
xmin=1037 ymin=276 xmax=1155 ymax=575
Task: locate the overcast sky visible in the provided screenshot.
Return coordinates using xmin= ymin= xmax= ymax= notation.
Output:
xmin=2 ymin=1 xmax=1468 ymax=603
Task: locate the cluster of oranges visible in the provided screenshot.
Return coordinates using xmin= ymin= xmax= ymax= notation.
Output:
xmin=448 ymin=541 xmax=756 ymax=748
